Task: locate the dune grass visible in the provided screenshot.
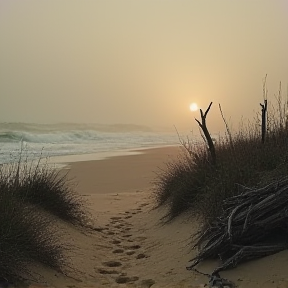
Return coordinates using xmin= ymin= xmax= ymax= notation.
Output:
xmin=154 ymin=97 xmax=288 ymax=226
xmin=0 ymin=183 xmax=66 ymax=281
xmin=1 ymin=158 xmax=89 ymax=226
xmin=0 ymin=157 xmax=90 ymax=282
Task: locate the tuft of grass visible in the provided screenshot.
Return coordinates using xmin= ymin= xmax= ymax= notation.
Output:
xmin=153 ymin=145 xmax=214 ymax=221
xmin=1 ymin=158 xmax=90 ymax=227
xmin=0 ymin=156 xmax=91 ymax=282
xmin=0 ymin=187 xmax=66 ymax=281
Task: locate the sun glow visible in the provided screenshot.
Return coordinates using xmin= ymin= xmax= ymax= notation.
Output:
xmin=189 ymin=103 xmax=198 ymax=112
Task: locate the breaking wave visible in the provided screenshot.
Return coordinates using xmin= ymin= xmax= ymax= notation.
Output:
xmin=0 ymin=122 xmax=179 ymax=164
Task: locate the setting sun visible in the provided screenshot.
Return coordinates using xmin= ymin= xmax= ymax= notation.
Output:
xmin=189 ymin=103 xmax=198 ymax=112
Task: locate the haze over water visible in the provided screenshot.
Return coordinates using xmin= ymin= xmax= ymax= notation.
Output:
xmin=0 ymin=1 xmax=288 ymax=134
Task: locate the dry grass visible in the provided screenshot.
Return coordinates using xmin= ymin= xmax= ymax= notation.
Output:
xmin=154 ymin=92 xmax=288 ymax=226
xmin=0 ymin=187 xmax=66 ymax=281
xmin=0 ymin=157 xmax=90 ymax=282
xmin=1 ymin=159 xmax=90 ymax=226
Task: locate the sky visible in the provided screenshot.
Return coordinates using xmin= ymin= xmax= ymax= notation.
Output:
xmin=0 ymin=0 xmax=288 ymax=133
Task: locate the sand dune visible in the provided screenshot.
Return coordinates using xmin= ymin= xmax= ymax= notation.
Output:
xmin=24 ymin=146 xmax=288 ymax=288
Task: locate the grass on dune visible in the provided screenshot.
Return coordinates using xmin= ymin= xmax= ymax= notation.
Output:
xmin=0 ymin=186 xmax=66 ymax=281
xmin=1 ymin=158 xmax=90 ymax=227
xmin=154 ymin=93 xmax=288 ymax=226
xmin=153 ymin=147 xmax=213 ymax=221
xmin=0 ymin=156 xmax=91 ymax=282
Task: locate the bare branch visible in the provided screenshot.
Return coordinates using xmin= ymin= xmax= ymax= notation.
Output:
xmin=260 ymin=100 xmax=268 ymax=144
xmin=195 ymin=118 xmax=202 ymax=128
xmin=204 ymin=102 xmax=213 ymax=118
xmin=194 ymin=102 xmax=216 ymax=165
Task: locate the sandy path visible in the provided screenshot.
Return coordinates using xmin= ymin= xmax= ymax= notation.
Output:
xmin=23 ymin=146 xmax=288 ymax=288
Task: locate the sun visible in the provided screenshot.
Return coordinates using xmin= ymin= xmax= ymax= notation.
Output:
xmin=189 ymin=102 xmax=198 ymax=112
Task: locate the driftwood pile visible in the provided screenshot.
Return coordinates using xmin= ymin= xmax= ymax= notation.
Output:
xmin=187 ymin=177 xmax=288 ymax=276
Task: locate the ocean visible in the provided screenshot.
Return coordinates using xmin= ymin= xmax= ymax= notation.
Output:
xmin=0 ymin=123 xmax=181 ymax=165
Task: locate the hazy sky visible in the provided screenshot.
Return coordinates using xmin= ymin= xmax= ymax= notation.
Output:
xmin=1 ymin=0 xmax=288 ymax=132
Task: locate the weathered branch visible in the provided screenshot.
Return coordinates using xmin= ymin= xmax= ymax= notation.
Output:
xmin=195 ymin=102 xmax=216 ymax=165
xmin=260 ymin=100 xmax=267 ymax=144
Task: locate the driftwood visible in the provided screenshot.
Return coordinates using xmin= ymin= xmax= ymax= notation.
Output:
xmin=187 ymin=178 xmax=288 ymax=276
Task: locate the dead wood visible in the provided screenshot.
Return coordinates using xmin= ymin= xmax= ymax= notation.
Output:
xmin=187 ymin=177 xmax=288 ymax=275
xmin=195 ymin=102 xmax=216 ymax=165
xmin=260 ymin=99 xmax=268 ymax=144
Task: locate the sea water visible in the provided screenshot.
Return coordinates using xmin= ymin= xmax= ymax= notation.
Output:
xmin=0 ymin=122 xmax=181 ymax=164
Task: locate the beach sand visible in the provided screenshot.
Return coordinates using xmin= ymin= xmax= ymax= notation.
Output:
xmin=26 ymin=146 xmax=288 ymax=288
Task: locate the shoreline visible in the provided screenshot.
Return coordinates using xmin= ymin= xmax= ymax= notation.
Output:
xmin=47 ymin=144 xmax=181 ymax=169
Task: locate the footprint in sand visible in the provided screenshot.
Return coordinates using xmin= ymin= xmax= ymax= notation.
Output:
xmin=102 ymin=260 xmax=122 ymax=267
xmin=111 ymin=239 xmax=121 ymax=245
xmin=126 ymin=250 xmax=136 ymax=255
xmin=139 ymin=203 xmax=149 ymax=208
xmin=125 ymin=244 xmax=141 ymax=250
xmin=141 ymin=279 xmax=156 ymax=288
xmin=136 ymin=253 xmax=147 ymax=259
xmin=122 ymin=227 xmax=131 ymax=231
xmin=129 ymin=208 xmax=142 ymax=214
xmin=103 ymin=214 xmax=150 ymax=285
xmin=113 ymin=224 xmax=124 ymax=229
xmin=91 ymin=226 xmax=107 ymax=232
xmin=115 ymin=276 xmax=139 ymax=284
xmin=113 ymin=248 xmax=124 ymax=254
xmin=110 ymin=216 xmax=122 ymax=220
xmin=134 ymin=236 xmax=147 ymax=241
xmin=98 ymin=268 xmax=119 ymax=275
xmin=122 ymin=234 xmax=132 ymax=238
xmin=97 ymin=261 xmax=122 ymax=275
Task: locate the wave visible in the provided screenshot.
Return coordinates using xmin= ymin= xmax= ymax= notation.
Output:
xmin=0 ymin=122 xmax=155 ymax=144
xmin=0 ymin=123 xmax=180 ymax=164
xmin=0 ymin=130 xmax=100 ymax=144
xmin=0 ymin=122 xmax=153 ymax=133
